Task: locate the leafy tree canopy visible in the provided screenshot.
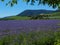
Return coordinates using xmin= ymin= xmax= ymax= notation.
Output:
xmin=0 ymin=0 xmax=60 ymax=9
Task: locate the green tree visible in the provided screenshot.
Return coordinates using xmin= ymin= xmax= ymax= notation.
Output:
xmin=0 ymin=0 xmax=60 ymax=8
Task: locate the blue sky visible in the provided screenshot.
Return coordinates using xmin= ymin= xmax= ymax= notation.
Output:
xmin=0 ymin=0 xmax=58 ymax=18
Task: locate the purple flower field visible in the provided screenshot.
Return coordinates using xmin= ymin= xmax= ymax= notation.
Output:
xmin=0 ymin=20 xmax=60 ymax=36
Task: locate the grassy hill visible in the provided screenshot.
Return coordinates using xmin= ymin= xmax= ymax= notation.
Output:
xmin=17 ymin=10 xmax=54 ymax=16
xmin=49 ymin=12 xmax=60 ymax=19
xmin=0 ymin=16 xmax=31 ymax=20
xmin=0 ymin=12 xmax=60 ymax=20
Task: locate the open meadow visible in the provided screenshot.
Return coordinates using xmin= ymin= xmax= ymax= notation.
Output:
xmin=0 ymin=0 xmax=60 ymax=45
xmin=0 ymin=20 xmax=60 ymax=45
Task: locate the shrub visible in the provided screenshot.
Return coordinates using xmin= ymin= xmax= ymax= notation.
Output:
xmin=0 ymin=31 xmax=60 ymax=45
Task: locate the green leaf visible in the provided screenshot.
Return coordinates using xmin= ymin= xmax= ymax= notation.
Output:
xmin=1 ymin=0 xmax=4 ymax=2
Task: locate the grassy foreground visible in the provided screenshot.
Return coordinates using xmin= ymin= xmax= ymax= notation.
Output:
xmin=0 ymin=31 xmax=60 ymax=45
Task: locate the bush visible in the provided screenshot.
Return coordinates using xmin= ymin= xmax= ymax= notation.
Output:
xmin=30 ymin=15 xmax=50 ymax=20
xmin=0 ymin=31 xmax=60 ymax=45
